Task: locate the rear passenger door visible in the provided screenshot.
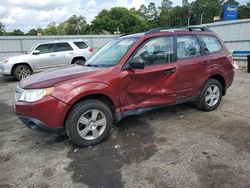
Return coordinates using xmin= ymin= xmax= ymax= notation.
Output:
xmin=54 ymin=42 xmax=74 ymax=66
xmin=176 ymin=35 xmax=208 ymax=99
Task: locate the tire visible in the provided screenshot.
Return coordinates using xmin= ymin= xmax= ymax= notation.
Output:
xmin=14 ymin=64 xmax=32 ymax=80
xmin=196 ymin=79 xmax=223 ymax=111
xmin=72 ymin=59 xmax=85 ymax=65
xmin=65 ymin=99 xmax=113 ymax=146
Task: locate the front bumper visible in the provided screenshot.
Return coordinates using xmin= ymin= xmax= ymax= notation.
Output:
xmin=18 ymin=116 xmax=64 ymax=133
xmin=0 ymin=63 xmax=12 ymax=75
xmin=14 ymin=96 xmax=71 ymax=130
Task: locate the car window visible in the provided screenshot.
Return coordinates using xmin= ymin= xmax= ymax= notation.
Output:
xmin=74 ymin=42 xmax=88 ymax=49
xmin=198 ymin=35 xmax=222 ymax=54
xmin=35 ymin=44 xmax=54 ymax=54
xmin=177 ymin=35 xmax=201 ymax=60
xmin=55 ymin=43 xmax=73 ymax=52
xmin=133 ymin=37 xmax=174 ymax=66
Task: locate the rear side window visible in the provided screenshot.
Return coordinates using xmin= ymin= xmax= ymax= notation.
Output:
xmin=35 ymin=44 xmax=54 ymax=54
xmin=55 ymin=43 xmax=73 ymax=52
xmin=74 ymin=42 xmax=88 ymax=49
xmin=132 ymin=36 xmax=174 ymax=66
xmin=198 ymin=35 xmax=222 ymax=54
xmin=177 ymin=35 xmax=202 ymax=60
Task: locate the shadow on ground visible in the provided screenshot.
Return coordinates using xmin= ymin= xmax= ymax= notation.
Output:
xmin=66 ymin=117 xmax=158 ymax=188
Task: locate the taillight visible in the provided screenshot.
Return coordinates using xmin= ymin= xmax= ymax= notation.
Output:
xmin=88 ymin=48 xmax=93 ymax=53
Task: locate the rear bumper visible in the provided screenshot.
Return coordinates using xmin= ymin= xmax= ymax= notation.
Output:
xmin=18 ymin=116 xmax=64 ymax=133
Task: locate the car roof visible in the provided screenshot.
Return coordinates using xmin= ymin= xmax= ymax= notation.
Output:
xmin=37 ymin=40 xmax=88 ymax=46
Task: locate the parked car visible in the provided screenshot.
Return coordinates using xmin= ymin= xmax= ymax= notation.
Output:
xmin=14 ymin=27 xmax=234 ymax=146
xmin=0 ymin=40 xmax=93 ymax=80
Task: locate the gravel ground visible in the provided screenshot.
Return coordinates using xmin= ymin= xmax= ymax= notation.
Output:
xmin=0 ymin=70 xmax=250 ymax=188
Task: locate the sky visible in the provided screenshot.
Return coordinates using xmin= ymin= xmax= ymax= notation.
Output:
xmin=0 ymin=0 xmax=249 ymax=32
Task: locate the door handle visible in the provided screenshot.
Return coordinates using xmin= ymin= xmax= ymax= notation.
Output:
xmin=50 ymin=54 xmax=56 ymax=57
xmin=163 ymin=68 xmax=176 ymax=75
xmin=201 ymin=60 xmax=209 ymax=65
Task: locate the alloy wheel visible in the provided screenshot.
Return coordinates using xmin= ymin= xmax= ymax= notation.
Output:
xmin=77 ymin=109 xmax=107 ymax=140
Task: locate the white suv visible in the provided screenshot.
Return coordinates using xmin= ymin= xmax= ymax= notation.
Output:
xmin=0 ymin=40 xmax=94 ymax=80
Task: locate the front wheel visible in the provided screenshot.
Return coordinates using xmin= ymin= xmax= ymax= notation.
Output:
xmin=196 ymin=79 xmax=223 ymax=111
xmin=65 ymin=99 xmax=113 ymax=146
xmin=14 ymin=64 xmax=32 ymax=80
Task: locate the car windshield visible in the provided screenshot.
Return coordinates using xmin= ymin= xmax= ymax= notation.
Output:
xmin=27 ymin=45 xmax=36 ymax=54
xmin=85 ymin=38 xmax=138 ymax=67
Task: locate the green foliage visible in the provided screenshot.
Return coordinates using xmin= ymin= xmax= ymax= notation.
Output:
xmin=26 ymin=28 xmax=38 ymax=36
xmin=0 ymin=22 xmax=5 ymax=36
xmin=238 ymin=5 xmax=250 ymax=19
xmin=91 ymin=7 xmax=147 ymax=34
xmin=58 ymin=15 xmax=87 ymax=35
xmin=8 ymin=29 xmax=24 ymax=36
xmin=190 ymin=0 xmax=222 ymax=24
xmin=43 ymin=22 xmax=58 ymax=35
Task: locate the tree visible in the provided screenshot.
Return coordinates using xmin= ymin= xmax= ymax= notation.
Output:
xmin=190 ymin=0 xmax=222 ymax=25
xmin=0 ymin=22 xmax=5 ymax=36
xmin=91 ymin=7 xmax=147 ymax=34
xmin=147 ymin=2 xmax=159 ymax=28
xmin=58 ymin=15 xmax=87 ymax=35
xmin=9 ymin=29 xmax=24 ymax=36
xmin=43 ymin=22 xmax=58 ymax=35
xmin=238 ymin=5 xmax=250 ymax=19
xmin=26 ymin=28 xmax=38 ymax=36
xmin=158 ymin=0 xmax=173 ymax=27
xmin=182 ymin=0 xmax=189 ymax=7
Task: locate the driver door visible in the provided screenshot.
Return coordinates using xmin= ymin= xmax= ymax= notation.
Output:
xmin=120 ymin=36 xmax=177 ymax=111
xmin=31 ymin=43 xmax=57 ymax=70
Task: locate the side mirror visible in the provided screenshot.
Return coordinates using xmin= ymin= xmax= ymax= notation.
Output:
xmin=129 ymin=57 xmax=145 ymax=69
xmin=33 ymin=50 xmax=40 ymax=55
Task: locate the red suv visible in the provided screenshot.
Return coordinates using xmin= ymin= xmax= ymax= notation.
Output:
xmin=14 ymin=27 xmax=234 ymax=146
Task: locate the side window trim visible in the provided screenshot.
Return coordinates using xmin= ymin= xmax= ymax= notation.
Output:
xmin=123 ymin=35 xmax=175 ymax=70
xmin=195 ymin=35 xmax=207 ymax=56
xmin=197 ymin=34 xmax=223 ymax=55
xmin=55 ymin=42 xmax=73 ymax=52
xmin=176 ymin=34 xmax=202 ymax=60
xmin=35 ymin=43 xmax=55 ymax=54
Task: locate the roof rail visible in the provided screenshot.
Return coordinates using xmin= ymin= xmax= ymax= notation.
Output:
xmin=145 ymin=26 xmax=211 ymax=35
xmin=118 ymin=32 xmax=136 ymax=37
xmin=187 ymin=26 xmax=211 ymax=32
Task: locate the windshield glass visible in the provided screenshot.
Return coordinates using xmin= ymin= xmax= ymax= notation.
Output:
xmin=27 ymin=45 xmax=36 ymax=54
xmin=86 ymin=38 xmax=138 ymax=67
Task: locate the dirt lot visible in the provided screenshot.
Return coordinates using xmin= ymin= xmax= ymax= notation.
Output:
xmin=0 ymin=70 xmax=250 ymax=188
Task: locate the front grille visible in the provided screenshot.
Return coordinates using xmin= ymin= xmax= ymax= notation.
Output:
xmin=15 ymin=84 xmax=24 ymax=102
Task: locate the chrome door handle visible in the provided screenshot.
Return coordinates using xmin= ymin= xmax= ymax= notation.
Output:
xmin=163 ymin=68 xmax=176 ymax=75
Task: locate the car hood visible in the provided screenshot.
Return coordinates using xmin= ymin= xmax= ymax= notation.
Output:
xmin=20 ymin=65 xmax=101 ymax=89
xmin=8 ymin=54 xmax=31 ymax=62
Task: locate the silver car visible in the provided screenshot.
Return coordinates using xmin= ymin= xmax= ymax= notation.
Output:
xmin=0 ymin=40 xmax=94 ymax=80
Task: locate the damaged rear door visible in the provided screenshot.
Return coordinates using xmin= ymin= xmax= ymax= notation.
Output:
xmin=120 ymin=36 xmax=176 ymax=111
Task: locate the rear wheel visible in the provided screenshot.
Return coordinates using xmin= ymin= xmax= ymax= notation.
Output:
xmin=196 ymin=79 xmax=223 ymax=111
xmin=65 ymin=99 xmax=113 ymax=146
xmin=14 ymin=64 xmax=32 ymax=80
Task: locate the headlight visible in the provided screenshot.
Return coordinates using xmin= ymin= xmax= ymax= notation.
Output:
xmin=19 ymin=87 xmax=54 ymax=102
xmin=3 ymin=59 xmax=9 ymax=63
